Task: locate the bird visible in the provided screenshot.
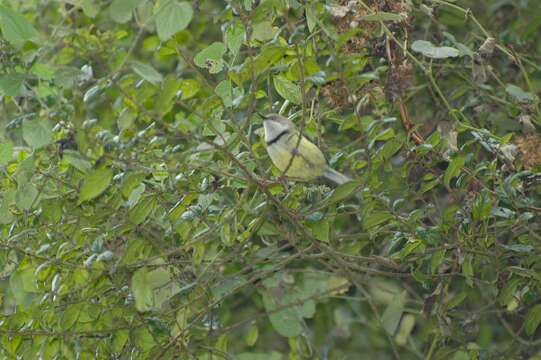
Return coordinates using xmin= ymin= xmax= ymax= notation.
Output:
xmin=262 ymin=113 xmax=352 ymax=185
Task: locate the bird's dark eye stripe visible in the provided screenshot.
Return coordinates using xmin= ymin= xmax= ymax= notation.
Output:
xmin=266 ymin=129 xmax=290 ymax=146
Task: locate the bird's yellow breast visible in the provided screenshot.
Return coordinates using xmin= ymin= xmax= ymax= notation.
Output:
xmin=267 ymin=133 xmax=327 ymax=180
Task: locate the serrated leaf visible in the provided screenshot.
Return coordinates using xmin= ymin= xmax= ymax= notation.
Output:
xmin=154 ymin=0 xmax=193 ymax=42
xmin=0 ymin=5 xmax=40 ymax=47
xmin=130 ymin=60 xmax=163 ymax=85
xmin=79 ymin=167 xmax=113 ymax=202
xmin=411 ymin=40 xmax=460 ymax=59
xmin=273 ymin=76 xmax=302 ymax=104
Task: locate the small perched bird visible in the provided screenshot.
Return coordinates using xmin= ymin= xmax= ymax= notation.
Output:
xmin=262 ymin=113 xmax=352 ymax=184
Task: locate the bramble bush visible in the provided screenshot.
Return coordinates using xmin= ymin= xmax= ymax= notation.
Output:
xmin=1 ymin=0 xmax=541 ymax=358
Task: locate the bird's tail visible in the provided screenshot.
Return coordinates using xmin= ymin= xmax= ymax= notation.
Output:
xmin=323 ymin=167 xmax=352 ymax=185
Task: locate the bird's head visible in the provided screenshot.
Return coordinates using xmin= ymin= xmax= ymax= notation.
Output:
xmin=262 ymin=113 xmax=295 ymax=142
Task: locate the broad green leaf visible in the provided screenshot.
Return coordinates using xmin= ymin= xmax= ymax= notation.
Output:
xmin=261 ymin=290 xmax=303 ymax=337
xmin=131 ymin=267 xmax=153 ymax=312
xmin=81 ymin=0 xmax=100 ymax=18
xmin=194 ymin=42 xmax=227 ymax=74
xmin=79 ymin=167 xmax=113 ymax=202
xmin=505 ymin=84 xmax=535 ymax=103
xmin=121 ymin=172 xmax=147 ymax=198
xmin=131 ymin=266 xmax=172 ymax=312
xmin=110 ymin=0 xmax=146 ymax=23
xmin=525 ymin=304 xmax=541 ymax=336
xmin=130 ymin=60 xmax=163 ymax=85
xmin=411 ymin=40 xmax=460 ymax=59
xmin=251 ymin=20 xmax=275 ymax=42
xmin=224 ymin=21 xmax=245 ymax=55
xmin=22 ymin=119 xmax=53 ymax=149
xmin=0 ymin=73 xmax=26 ymax=96
xmin=0 ymin=5 xmax=40 ymax=47
xmin=215 ymin=80 xmax=232 ymax=107
xmin=306 ymin=3 xmax=317 ymax=32
xmin=180 ymin=79 xmax=201 ymax=100
xmin=444 ymin=155 xmax=465 ymax=189
xmin=381 ymin=291 xmax=406 ymax=335
xmin=10 ymin=268 xmax=38 ymax=305
xmin=16 ymin=182 xmax=38 ymax=210
xmin=360 ymin=12 xmax=403 ymax=22
xmin=245 ymin=325 xmax=259 ymax=346
xmin=0 ymin=142 xmax=13 ymax=166
xmin=273 ymin=76 xmax=302 ymax=104
xmin=0 ymin=199 xmax=15 ymax=224
xmin=154 ymin=0 xmax=193 ymax=42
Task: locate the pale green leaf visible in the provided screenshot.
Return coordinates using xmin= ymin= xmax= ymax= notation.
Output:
xmin=411 ymin=40 xmax=460 ymax=59
xmin=79 ymin=167 xmax=113 ymax=202
xmin=130 ymin=60 xmax=163 ymax=85
xmin=154 ymin=0 xmax=193 ymax=42
xmin=215 ymin=80 xmax=232 ymax=107
xmin=110 ymin=0 xmax=146 ymax=23
xmin=194 ymin=42 xmax=227 ymax=74
xmin=22 ymin=119 xmax=53 ymax=149
xmin=0 ymin=5 xmax=40 ymax=47
xmin=273 ymin=76 xmax=302 ymax=104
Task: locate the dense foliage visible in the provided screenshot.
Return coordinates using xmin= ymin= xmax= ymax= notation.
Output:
xmin=1 ymin=0 xmax=541 ymax=358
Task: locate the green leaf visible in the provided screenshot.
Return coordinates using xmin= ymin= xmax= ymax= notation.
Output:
xmin=129 ymin=196 xmax=157 ymax=225
xmin=224 ymin=21 xmax=245 ymax=55
xmin=180 ymin=79 xmax=201 ymax=100
xmin=363 ymin=211 xmax=393 ymax=229
xmin=194 ymin=42 xmax=227 ymax=74
xmin=110 ymin=0 xmax=146 ymax=23
xmin=306 ymin=3 xmax=317 ymax=32
xmin=62 ymin=150 xmax=92 ymax=174
xmin=323 ymin=180 xmax=360 ymax=205
xmin=472 ymin=190 xmax=493 ymax=221
xmin=79 ymin=167 xmax=113 ymax=202
xmin=22 ymin=119 xmax=53 ymax=149
xmin=154 ymin=0 xmax=193 ymax=42
xmin=261 ymin=290 xmax=303 ymax=337
xmin=0 ymin=73 xmax=26 ymax=96
xmin=0 ymin=199 xmax=15 ymax=225
xmin=130 ymin=60 xmax=163 ymax=85
xmin=131 ymin=266 xmax=172 ymax=312
xmin=444 ymin=155 xmax=465 ymax=189
xmin=505 ymin=84 xmax=535 ymax=103
xmin=462 ymin=255 xmax=473 ymax=287
xmin=525 ymin=304 xmax=541 ymax=336
xmin=273 ymin=76 xmax=302 ymax=104
xmin=0 ymin=142 xmax=13 ymax=166
xmin=10 ymin=268 xmax=38 ymax=305
xmin=0 ymin=5 xmax=40 ymax=47
xmin=215 ymin=80 xmax=233 ymax=107
xmin=411 ymin=40 xmax=460 ymax=59
xmin=81 ymin=0 xmax=100 ymax=18
xmin=381 ymin=291 xmax=406 ymax=335
xmin=251 ymin=20 xmax=275 ymax=42
xmin=156 ymin=74 xmax=180 ymax=115
xmin=16 ymin=182 xmax=38 ymax=210
xmin=360 ymin=12 xmax=404 ymax=22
